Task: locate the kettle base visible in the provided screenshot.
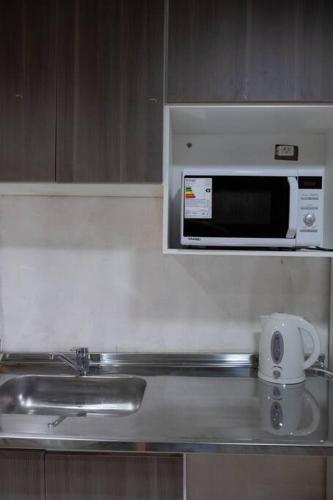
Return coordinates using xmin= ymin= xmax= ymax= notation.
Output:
xmin=258 ymin=371 xmax=305 ymax=385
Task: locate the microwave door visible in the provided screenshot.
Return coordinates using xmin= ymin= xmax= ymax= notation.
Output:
xmin=213 ymin=176 xmax=291 ymax=239
xmin=182 ymin=176 xmax=294 ymax=246
xmin=286 ymin=177 xmax=298 ymax=239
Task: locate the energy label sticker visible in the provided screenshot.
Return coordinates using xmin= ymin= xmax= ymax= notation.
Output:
xmin=184 ymin=177 xmax=212 ymax=219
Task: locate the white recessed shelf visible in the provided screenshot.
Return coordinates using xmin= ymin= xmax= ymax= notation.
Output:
xmin=163 ymin=104 xmax=333 ymax=257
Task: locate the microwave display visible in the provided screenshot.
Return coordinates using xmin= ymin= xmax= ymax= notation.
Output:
xmin=183 ymin=176 xmax=290 ymax=239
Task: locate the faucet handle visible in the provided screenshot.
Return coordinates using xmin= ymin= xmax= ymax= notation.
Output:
xmin=70 ymin=346 xmax=89 ymax=355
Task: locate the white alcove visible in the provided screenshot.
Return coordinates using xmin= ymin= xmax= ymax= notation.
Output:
xmin=163 ymin=104 xmax=333 ymax=257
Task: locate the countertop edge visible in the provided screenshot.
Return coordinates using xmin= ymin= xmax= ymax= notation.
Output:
xmin=1 ymin=436 xmax=333 ymax=455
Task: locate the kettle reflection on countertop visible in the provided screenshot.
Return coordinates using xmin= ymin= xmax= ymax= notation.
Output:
xmin=258 ymin=379 xmax=320 ymax=437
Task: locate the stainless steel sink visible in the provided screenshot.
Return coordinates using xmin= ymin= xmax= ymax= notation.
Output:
xmin=0 ymin=375 xmax=146 ymax=416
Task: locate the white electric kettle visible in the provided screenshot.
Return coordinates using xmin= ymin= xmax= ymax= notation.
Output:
xmin=258 ymin=313 xmax=320 ymax=384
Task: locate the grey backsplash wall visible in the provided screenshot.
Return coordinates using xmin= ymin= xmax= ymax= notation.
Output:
xmin=0 ymin=195 xmax=330 ymax=355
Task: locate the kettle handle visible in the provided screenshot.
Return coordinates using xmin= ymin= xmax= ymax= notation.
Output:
xmin=293 ymin=389 xmax=320 ymax=437
xmin=295 ymin=318 xmax=321 ymax=370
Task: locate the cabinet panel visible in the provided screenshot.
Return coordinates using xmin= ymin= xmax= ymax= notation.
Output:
xmin=246 ymin=0 xmax=333 ymax=101
xmin=295 ymin=0 xmax=333 ymax=101
xmin=167 ymin=0 xmax=247 ymax=102
xmin=326 ymin=457 xmax=333 ymax=498
xmin=186 ymin=453 xmax=326 ymax=500
xmin=0 ymin=0 xmax=56 ymax=181
xmin=0 ymin=449 xmax=45 ymax=499
xmin=56 ymin=0 xmax=163 ymax=183
xmin=167 ymin=0 xmax=333 ymax=102
xmin=245 ymin=0 xmax=296 ymax=101
xmin=45 ymin=452 xmax=183 ymax=500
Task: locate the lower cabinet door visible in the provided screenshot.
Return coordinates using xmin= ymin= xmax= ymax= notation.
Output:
xmin=45 ymin=452 xmax=183 ymax=500
xmin=326 ymin=457 xmax=333 ymax=498
xmin=0 ymin=449 xmax=45 ymax=499
xmin=186 ymin=453 xmax=327 ymax=500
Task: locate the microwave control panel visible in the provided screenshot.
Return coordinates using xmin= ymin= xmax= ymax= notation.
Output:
xmin=296 ymin=176 xmax=323 ymax=247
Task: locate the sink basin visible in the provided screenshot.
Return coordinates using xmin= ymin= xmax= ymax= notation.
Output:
xmin=0 ymin=375 xmax=146 ymax=416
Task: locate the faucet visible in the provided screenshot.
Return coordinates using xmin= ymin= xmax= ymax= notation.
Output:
xmin=50 ymin=347 xmax=90 ymax=376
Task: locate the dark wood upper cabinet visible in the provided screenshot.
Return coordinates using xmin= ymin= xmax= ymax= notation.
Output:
xmin=295 ymin=0 xmax=333 ymax=101
xmin=5 ymin=0 xmax=333 ymax=183
xmin=167 ymin=0 xmax=248 ymax=102
xmin=0 ymin=0 xmax=56 ymax=181
xmin=56 ymin=0 xmax=164 ymax=183
xmin=167 ymin=0 xmax=333 ymax=102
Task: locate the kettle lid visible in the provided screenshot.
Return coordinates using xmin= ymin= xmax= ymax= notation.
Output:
xmin=263 ymin=313 xmax=303 ymax=321
xmin=266 ymin=313 xmax=300 ymax=321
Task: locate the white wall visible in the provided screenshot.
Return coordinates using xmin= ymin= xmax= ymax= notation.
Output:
xmin=0 ymin=195 xmax=330 ymax=354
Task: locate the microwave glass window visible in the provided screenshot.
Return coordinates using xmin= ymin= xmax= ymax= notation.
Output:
xmin=215 ymin=191 xmax=271 ymax=225
xmin=183 ymin=176 xmax=290 ymax=240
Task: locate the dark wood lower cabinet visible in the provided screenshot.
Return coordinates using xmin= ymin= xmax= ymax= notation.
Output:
xmin=45 ymin=452 xmax=183 ymax=500
xmin=326 ymin=457 xmax=333 ymax=499
xmin=186 ymin=453 xmax=327 ymax=500
xmin=0 ymin=449 xmax=45 ymax=499
xmin=1 ymin=448 xmax=333 ymax=499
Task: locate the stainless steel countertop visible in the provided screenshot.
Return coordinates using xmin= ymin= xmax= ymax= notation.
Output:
xmin=0 ymin=352 xmax=332 ymax=454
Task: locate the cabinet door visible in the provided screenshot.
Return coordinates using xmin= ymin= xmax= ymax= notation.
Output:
xmin=167 ymin=0 xmax=333 ymax=102
xmin=167 ymin=0 xmax=247 ymax=102
xmin=56 ymin=0 xmax=163 ymax=183
xmin=186 ymin=453 xmax=326 ymax=500
xmin=0 ymin=0 xmax=56 ymax=181
xmin=326 ymin=457 xmax=333 ymax=498
xmin=45 ymin=452 xmax=183 ymax=500
xmin=0 ymin=449 xmax=45 ymax=499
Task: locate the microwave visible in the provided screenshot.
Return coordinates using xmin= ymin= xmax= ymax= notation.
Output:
xmin=181 ymin=167 xmax=324 ymax=248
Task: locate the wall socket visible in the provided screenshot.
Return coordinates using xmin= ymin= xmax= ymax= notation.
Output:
xmin=274 ymin=144 xmax=299 ymax=161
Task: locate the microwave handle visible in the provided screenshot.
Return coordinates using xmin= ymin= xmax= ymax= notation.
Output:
xmin=286 ymin=177 xmax=298 ymax=239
